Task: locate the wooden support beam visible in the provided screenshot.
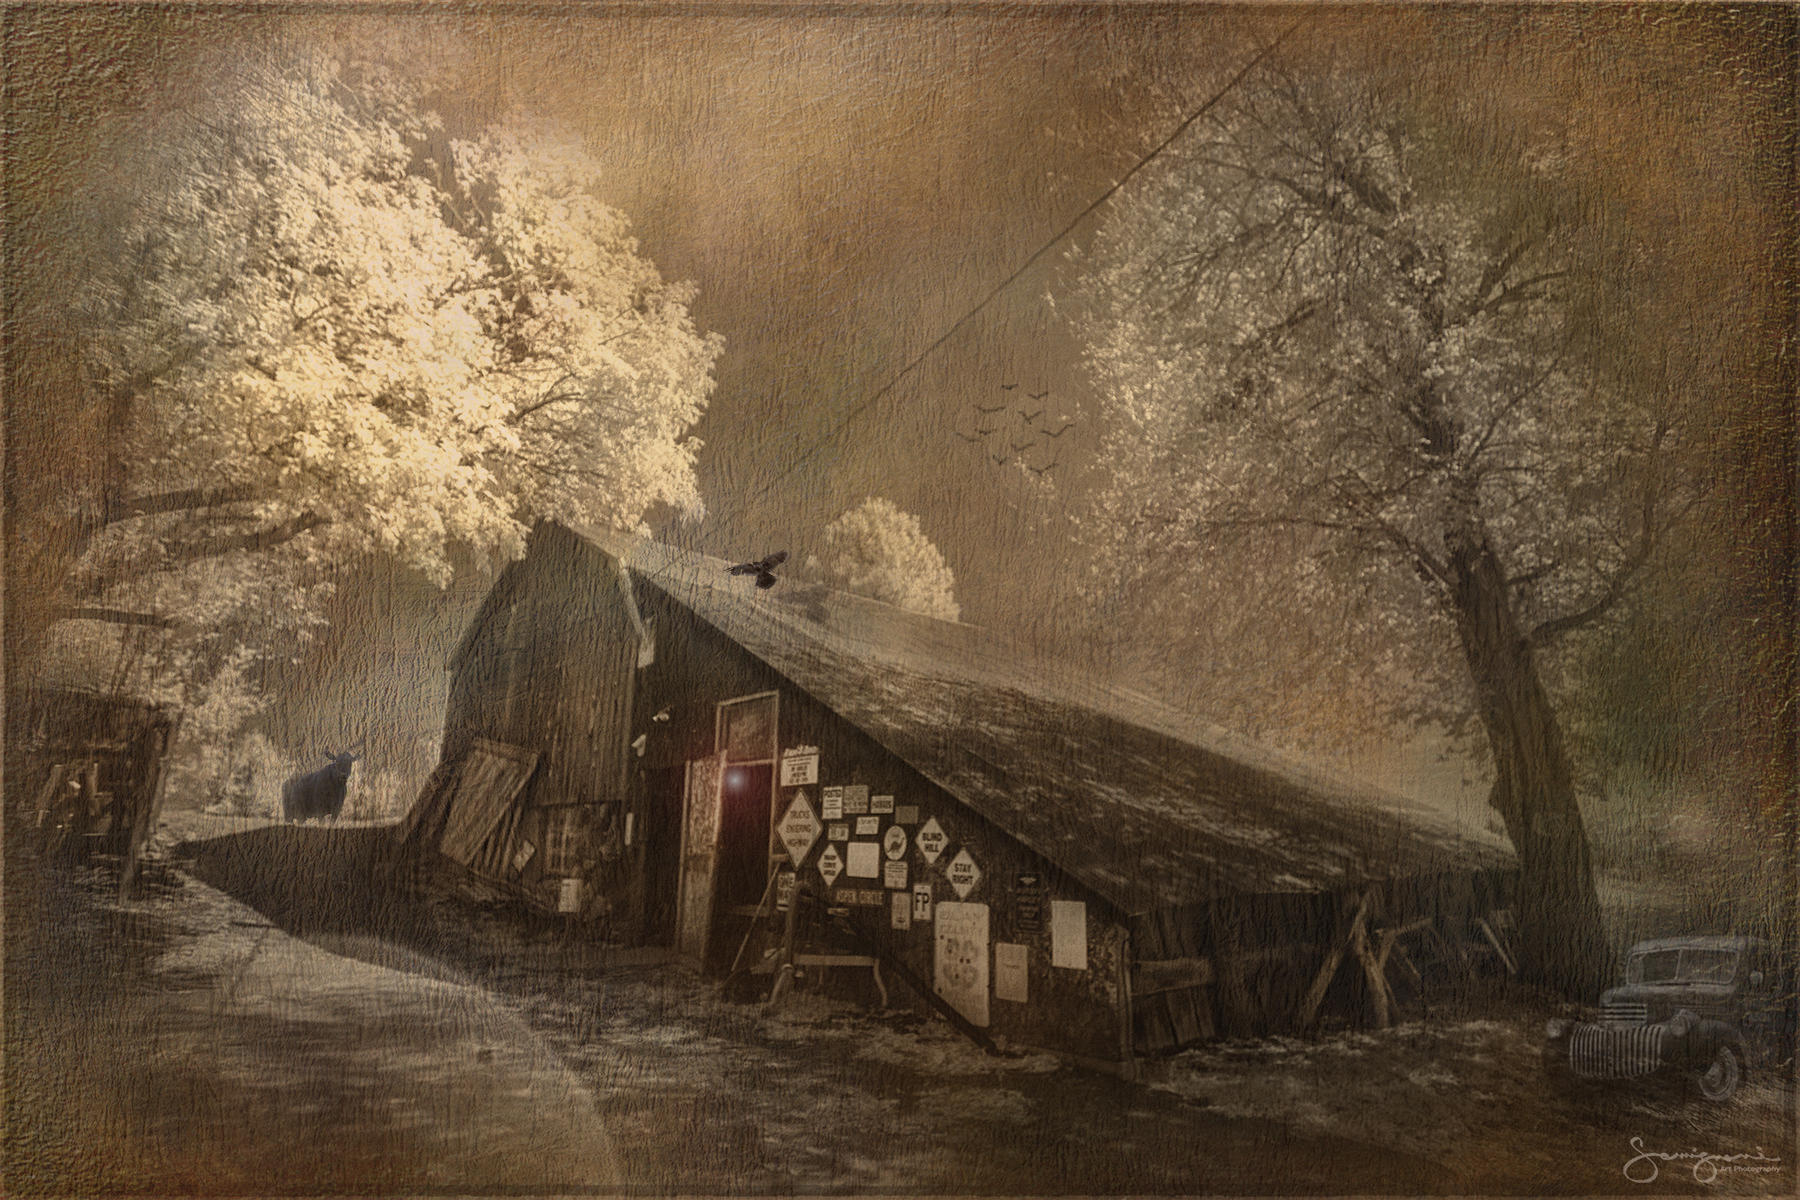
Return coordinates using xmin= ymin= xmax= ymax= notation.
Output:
xmin=31 ymin=763 xmax=68 ymax=829
xmin=1298 ymin=889 xmax=1371 ymax=1028
xmin=1350 ymin=917 xmax=1393 ymax=1030
xmin=1475 ymin=917 xmax=1518 ymax=976
xmin=1374 ymin=917 xmax=1433 ymax=971
xmin=1389 ymin=942 xmax=1430 ymax=1019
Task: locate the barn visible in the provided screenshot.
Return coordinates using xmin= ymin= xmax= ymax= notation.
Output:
xmin=403 ymin=520 xmax=1516 ymax=1071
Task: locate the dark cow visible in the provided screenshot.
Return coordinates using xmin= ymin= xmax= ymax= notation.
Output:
xmin=281 ymin=745 xmax=362 ymax=823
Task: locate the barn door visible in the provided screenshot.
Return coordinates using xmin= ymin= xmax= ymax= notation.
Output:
xmin=675 ymin=752 xmax=728 ymax=962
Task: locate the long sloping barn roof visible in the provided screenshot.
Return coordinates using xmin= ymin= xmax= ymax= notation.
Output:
xmin=580 ymin=527 xmax=1512 ymax=915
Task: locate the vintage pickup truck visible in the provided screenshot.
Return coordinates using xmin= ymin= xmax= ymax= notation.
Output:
xmin=1544 ymin=935 xmax=1795 ymax=1103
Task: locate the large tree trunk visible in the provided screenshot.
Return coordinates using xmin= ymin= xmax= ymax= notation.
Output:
xmin=1444 ymin=520 xmax=1612 ymax=998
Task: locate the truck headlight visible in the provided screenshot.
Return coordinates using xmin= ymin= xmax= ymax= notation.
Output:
xmin=1545 ymin=1018 xmax=1572 ymax=1039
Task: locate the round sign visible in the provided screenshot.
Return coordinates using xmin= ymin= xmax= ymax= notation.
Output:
xmin=883 ymin=826 xmax=908 ymax=860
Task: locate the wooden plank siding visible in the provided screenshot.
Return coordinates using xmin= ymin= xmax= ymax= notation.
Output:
xmin=435 ymin=523 xmax=647 ymax=918
xmin=1127 ymin=869 xmax=1517 ymax=1055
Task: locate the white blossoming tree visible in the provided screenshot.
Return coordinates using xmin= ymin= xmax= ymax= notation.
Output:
xmin=809 ymin=499 xmax=962 ymax=621
xmin=1075 ymin=57 xmax=1706 ymax=996
xmin=18 ymin=51 xmax=722 ymax=797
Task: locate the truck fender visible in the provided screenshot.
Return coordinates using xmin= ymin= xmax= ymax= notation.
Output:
xmin=1683 ymin=1016 xmax=1746 ymax=1067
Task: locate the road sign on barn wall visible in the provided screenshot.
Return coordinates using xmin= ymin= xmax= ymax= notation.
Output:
xmin=816 ymin=843 xmax=844 ymax=886
xmin=915 ymin=817 xmax=947 ymax=863
xmin=912 ymin=883 xmax=933 ymax=922
xmin=947 ymin=848 xmax=982 ymax=899
xmin=777 ymin=792 xmax=820 ymax=862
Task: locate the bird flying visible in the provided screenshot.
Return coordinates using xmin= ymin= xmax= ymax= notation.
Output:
xmin=1000 ymin=382 xmax=1019 ymax=391
xmin=1018 ymin=409 xmax=1043 ymax=424
xmin=727 ymin=550 xmax=789 ymax=589
xmin=1028 ymin=389 xmax=1050 ymax=400
xmin=1040 ymin=421 xmax=1075 ymax=438
xmin=975 ymin=403 xmax=1008 ymax=414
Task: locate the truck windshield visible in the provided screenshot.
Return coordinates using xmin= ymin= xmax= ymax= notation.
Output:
xmin=1628 ymin=948 xmax=1739 ymax=984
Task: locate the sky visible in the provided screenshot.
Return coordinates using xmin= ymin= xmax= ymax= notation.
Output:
xmin=6 ymin=3 xmax=1793 ymax=811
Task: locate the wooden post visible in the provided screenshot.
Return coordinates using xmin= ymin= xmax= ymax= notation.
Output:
xmin=1389 ymin=943 xmax=1430 ymax=1019
xmin=1475 ymin=917 xmax=1518 ymax=976
xmin=31 ymin=763 xmax=67 ymax=829
xmin=1298 ymin=889 xmax=1371 ymax=1028
xmin=727 ymin=867 xmax=784 ymax=977
xmin=1350 ymin=918 xmax=1392 ymax=1030
xmin=761 ymin=874 xmax=803 ymax=1014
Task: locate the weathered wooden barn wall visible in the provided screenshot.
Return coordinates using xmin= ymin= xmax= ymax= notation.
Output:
xmin=439 ymin=523 xmax=642 ymax=914
xmin=626 ymin=578 xmax=1132 ymax=1064
xmin=1130 ymin=868 xmax=1516 ymax=1050
xmin=777 ymin=681 xmax=1130 ymax=1064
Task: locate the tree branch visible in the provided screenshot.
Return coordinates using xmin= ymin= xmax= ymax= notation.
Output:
xmin=107 ymin=485 xmax=260 ymax=524
xmin=163 ymin=511 xmax=330 ymax=564
xmin=54 ymin=607 xmax=175 ymax=629
xmin=1528 ymin=427 xmax=1669 ymax=647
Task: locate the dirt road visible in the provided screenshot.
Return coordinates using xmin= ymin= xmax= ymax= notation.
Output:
xmin=7 ymin=853 xmax=627 ymax=1194
xmin=7 ymin=815 xmax=1793 ymax=1195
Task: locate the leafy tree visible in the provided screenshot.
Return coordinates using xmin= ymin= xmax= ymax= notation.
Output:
xmin=39 ymin=50 xmax=720 ymax=641
xmin=809 ymin=498 xmax=962 ymax=621
xmin=15 ymin=52 xmax=722 ymax=785
xmin=1074 ymin=53 xmax=1709 ymax=995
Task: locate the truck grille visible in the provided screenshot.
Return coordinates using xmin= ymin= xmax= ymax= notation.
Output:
xmin=1601 ymin=1001 xmax=1649 ymax=1027
xmin=1571 ymin=1024 xmax=1666 ymax=1078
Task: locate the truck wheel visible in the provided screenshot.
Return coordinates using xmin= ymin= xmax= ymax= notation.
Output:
xmin=1693 ymin=1044 xmax=1741 ymax=1103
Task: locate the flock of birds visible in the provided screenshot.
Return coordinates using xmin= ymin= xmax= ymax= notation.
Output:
xmin=954 ymin=383 xmax=1072 ymax=476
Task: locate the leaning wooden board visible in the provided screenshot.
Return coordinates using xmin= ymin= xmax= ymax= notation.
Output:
xmin=436 ymin=740 xmax=540 ymax=867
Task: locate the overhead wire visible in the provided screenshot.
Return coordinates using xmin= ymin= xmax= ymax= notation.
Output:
xmin=628 ymin=21 xmax=1303 ymax=595
xmin=718 ymin=22 xmax=1303 ymax=525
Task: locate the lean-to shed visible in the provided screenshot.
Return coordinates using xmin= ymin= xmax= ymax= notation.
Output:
xmin=416 ymin=521 xmax=1516 ymax=1070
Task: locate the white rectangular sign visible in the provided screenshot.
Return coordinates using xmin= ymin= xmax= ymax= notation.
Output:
xmin=912 ymin=883 xmax=933 ymax=922
xmin=1051 ymin=899 xmax=1088 ymax=970
xmin=934 ymin=901 xmax=990 ymax=1028
xmin=994 ymin=941 xmax=1028 ymax=1003
xmin=778 ymin=747 xmax=819 ymax=787
xmin=846 ymin=841 xmax=880 ymax=878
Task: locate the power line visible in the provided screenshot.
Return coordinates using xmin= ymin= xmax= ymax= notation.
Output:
xmin=726 ymin=22 xmax=1301 ymax=520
